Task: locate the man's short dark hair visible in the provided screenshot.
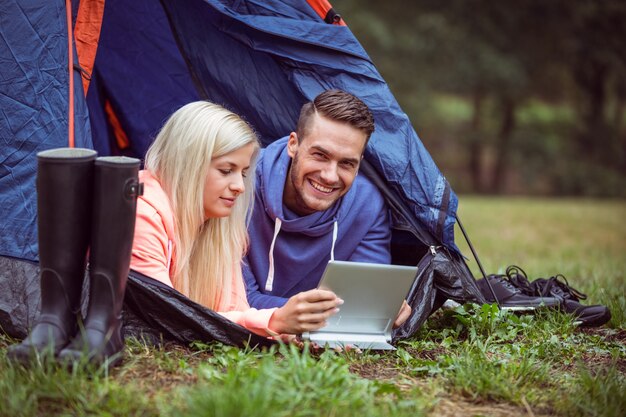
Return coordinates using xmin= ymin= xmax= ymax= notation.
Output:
xmin=295 ymin=89 xmax=375 ymax=143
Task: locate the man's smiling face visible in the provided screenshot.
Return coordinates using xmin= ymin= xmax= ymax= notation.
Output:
xmin=283 ymin=113 xmax=367 ymax=216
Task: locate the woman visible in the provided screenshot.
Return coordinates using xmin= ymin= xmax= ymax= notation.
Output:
xmin=130 ymin=101 xmax=342 ymax=337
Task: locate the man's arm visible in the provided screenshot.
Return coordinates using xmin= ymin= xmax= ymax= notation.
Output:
xmin=243 ymin=262 xmax=290 ymax=309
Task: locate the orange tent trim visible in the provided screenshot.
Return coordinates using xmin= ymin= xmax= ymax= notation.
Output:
xmin=104 ymin=100 xmax=130 ymax=150
xmin=74 ymin=0 xmax=106 ymax=96
xmin=66 ymin=0 xmax=75 ymax=148
xmin=305 ymin=0 xmax=346 ymax=26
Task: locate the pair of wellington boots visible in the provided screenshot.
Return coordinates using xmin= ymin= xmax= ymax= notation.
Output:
xmin=7 ymin=148 xmax=142 ymax=368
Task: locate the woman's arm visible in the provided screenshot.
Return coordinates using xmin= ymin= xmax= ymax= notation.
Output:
xmin=130 ymin=198 xmax=174 ymax=287
xmin=221 ymin=271 xmax=342 ymax=337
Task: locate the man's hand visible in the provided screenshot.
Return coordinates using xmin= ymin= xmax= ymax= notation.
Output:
xmin=269 ymin=289 xmax=342 ymax=334
xmin=393 ymin=300 xmax=411 ymax=329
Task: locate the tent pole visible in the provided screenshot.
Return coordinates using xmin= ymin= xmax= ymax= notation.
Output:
xmin=66 ymin=0 xmax=75 ymax=148
xmin=455 ymin=214 xmax=501 ymax=308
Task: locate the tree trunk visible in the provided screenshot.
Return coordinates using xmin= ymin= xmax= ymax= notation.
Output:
xmin=574 ymin=60 xmax=608 ymax=162
xmin=469 ymin=92 xmax=484 ymax=193
xmin=491 ymin=96 xmax=516 ymax=194
xmin=613 ymin=92 xmax=626 ymax=173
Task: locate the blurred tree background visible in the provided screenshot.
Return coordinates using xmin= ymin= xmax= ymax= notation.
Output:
xmin=333 ymin=0 xmax=626 ymax=196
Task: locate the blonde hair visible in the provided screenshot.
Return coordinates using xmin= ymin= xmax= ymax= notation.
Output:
xmin=144 ymin=101 xmax=259 ymax=309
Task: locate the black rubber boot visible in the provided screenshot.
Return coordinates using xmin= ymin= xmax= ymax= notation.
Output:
xmin=59 ymin=156 xmax=141 ymax=368
xmin=7 ymin=148 xmax=97 ymax=364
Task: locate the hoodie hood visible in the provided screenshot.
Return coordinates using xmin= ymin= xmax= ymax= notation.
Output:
xmin=258 ymin=137 xmax=356 ymax=237
xmin=138 ymin=170 xmax=176 ymax=240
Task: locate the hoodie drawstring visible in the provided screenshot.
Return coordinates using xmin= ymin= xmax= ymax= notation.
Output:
xmin=265 ymin=218 xmax=282 ymax=292
xmin=264 ymin=219 xmax=338 ymax=292
xmin=330 ymin=221 xmax=338 ymax=262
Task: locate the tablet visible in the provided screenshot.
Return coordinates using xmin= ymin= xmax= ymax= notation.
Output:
xmin=302 ymin=260 xmax=417 ymax=350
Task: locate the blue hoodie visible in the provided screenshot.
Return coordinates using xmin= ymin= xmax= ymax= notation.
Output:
xmin=244 ymin=137 xmax=391 ymax=309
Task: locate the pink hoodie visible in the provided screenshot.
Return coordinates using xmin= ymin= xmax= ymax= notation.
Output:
xmin=130 ymin=170 xmax=277 ymax=337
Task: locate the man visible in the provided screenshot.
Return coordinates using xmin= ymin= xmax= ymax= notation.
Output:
xmin=244 ymin=89 xmax=410 ymax=327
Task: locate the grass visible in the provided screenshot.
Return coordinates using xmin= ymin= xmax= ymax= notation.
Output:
xmin=1 ymin=197 xmax=625 ymax=416
xmin=184 ymin=344 xmax=430 ymax=417
xmin=455 ymin=197 xmax=626 ymax=328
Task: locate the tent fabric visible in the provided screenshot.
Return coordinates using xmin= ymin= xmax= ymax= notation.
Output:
xmin=85 ymin=0 xmax=200 ymax=158
xmin=0 ymin=256 xmax=273 ymax=348
xmin=1 ymin=0 xmax=459 ymax=260
xmin=0 ymin=0 xmax=93 ymax=261
xmin=394 ymin=249 xmax=485 ymax=340
xmin=123 ymin=270 xmax=275 ymax=348
xmin=0 ymin=0 xmax=480 ymax=345
xmin=88 ymin=0 xmax=459 ymax=251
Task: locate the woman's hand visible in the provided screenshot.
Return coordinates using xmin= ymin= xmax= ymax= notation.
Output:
xmin=268 ymin=289 xmax=342 ymax=334
xmin=392 ymin=300 xmax=411 ymax=329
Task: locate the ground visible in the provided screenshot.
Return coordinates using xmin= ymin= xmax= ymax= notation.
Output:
xmin=1 ymin=197 xmax=624 ymax=417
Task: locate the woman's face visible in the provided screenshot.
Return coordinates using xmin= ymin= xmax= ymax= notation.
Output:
xmin=203 ymin=142 xmax=256 ymax=219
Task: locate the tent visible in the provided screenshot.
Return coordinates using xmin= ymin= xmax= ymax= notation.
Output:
xmin=0 ymin=0 xmax=485 ymax=347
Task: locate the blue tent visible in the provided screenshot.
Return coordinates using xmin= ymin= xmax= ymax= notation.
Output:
xmin=0 ymin=0 xmax=482 ymax=344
